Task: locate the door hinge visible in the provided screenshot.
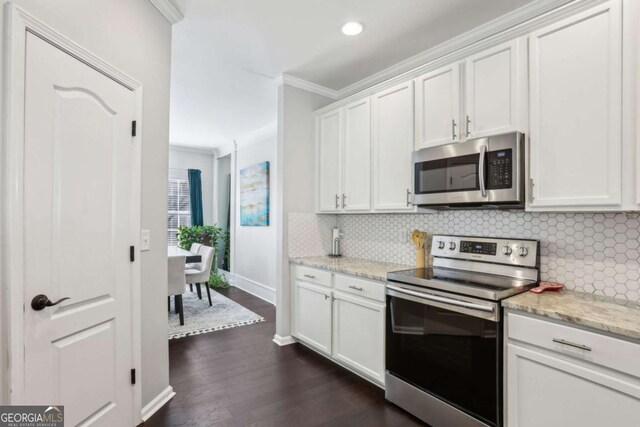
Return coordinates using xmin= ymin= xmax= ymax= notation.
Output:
xmin=131 ymin=368 xmax=136 ymax=385
xmin=130 ymin=246 xmax=135 ymax=262
xmin=131 ymin=120 xmax=137 ymax=137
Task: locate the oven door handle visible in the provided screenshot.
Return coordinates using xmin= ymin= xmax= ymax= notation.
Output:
xmin=387 ymin=284 xmax=495 ymax=313
xmin=478 ymin=145 xmax=488 ymax=198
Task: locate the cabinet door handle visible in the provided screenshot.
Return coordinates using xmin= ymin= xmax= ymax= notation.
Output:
xmin=466 ymin=115 xmax=471 ymax=137
xmin=406 ymin=189 xmax=411 ymax=207
xmin=324 ymin=294 xmax=330 ymax=300
xmin=552 ymin=338 xmax=592 ymax=352
xmin=342 ymin=194 xmax=347 ymax=208
xmin=335 ymin=194 xmax=339 ymax=209
xmin=451 ymin=119 xmax=457 ymax=140
xmin=348 ymin=285 xmax=363 ymax=291
xmin=303 ymin=274 xmax=316 ymax=279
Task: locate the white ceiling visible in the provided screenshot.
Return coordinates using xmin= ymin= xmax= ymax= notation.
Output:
xmin=169 ymin=0 xmax=535 ymax=148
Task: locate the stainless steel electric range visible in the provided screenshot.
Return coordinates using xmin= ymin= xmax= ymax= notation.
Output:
xmin=385 ymin=235 xmax=539 ymax=427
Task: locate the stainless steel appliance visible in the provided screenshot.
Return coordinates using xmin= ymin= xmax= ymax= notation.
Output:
xmin=385 ymin=235 xmax=539 ymax=427
xmin=412 ymin=132 xmax=525 ymax=208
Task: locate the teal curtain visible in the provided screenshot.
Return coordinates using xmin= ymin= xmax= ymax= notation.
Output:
xmin=187 ymin=169 xmax=203 ymax=226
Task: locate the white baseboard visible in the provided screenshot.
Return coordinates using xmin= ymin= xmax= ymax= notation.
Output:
xmin=273 ymin=335 xmax=296 ymax=346
xmin=141 ymin=385 xmax=175 ymax=422
xmin=231 ymin=273 xmax=276 ymax=305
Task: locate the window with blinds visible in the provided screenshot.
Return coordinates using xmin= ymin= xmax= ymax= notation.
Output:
xmin=168 ymin=169 xmax=191 ymax=246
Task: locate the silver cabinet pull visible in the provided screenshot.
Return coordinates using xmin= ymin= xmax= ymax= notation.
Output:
xmin=335 ymin=194 xmax=339 ymax=209
xmin=466 ymin=115 xmax=471 ymax=137
xmin=478 ymin=145 xmax=487 ymax=198
xmin=342 ymin=194 xmax=347 ymax=208
xmin=324 ymin=294 xmax=330 ymax=300
xmin=552 ymin=338 xmax=592 ymax=352
xmin=348 ymin=285 xmax=363 ymax=291
xmin=452 ymin=119 xmax=457 ymax=140
xmin=406 ymin=189 xmax=411 ymax=207
xmin=303 ymin=274 xmax=316 ymax=279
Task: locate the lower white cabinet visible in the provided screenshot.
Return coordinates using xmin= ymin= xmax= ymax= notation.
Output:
xmin=506 ymin=312 xmax=640 ymax=427
xmin=292 ymin=266 xmax=386 ymax=386
xmin=294 ymin=280 xmax=332 ymax=355
xmin=332 ymin=291 xmax=385 ymax=385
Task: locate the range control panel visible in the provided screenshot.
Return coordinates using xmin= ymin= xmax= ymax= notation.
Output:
xmin=432 ymin=235 xmax=538 ymax=268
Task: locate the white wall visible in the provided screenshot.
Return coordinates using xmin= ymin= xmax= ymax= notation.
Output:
xmin=169 ymin=146 xmax=215 ymax=225
xmin=233 ymin=124 xmax=278 ymax=303
xmin=217 ymin=155 xmax=231 ymax=230
xmin=0 ymin=0 xmax=172 ymax=409
xmin=275 ymin=85 xmax=332 ymax=343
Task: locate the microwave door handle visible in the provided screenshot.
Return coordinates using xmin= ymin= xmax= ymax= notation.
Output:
xmin=479 ymin=145 xmax=488 ymax=198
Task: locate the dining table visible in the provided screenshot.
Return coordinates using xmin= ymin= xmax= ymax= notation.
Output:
xmin=167 ymin=246 xmax=202 ymax=264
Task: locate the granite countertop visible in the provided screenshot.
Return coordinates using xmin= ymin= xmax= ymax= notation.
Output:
xmin=289 ymin=256 xmax=411 ymax=282
xmin=503 ymin=289 xmax=640 ymax=341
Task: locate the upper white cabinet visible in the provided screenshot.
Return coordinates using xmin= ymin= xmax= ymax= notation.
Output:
xmin=343 ymin=98 xmax=371 ymax=211
xmin=415 ymin=63 xmax=461 ymax=149
xmin=372 ymin=81 xmax=415 ymax=211
xmin=528 ymin=1 xmax=622 ymax=210
xmin=465 ymin=39 xmax=521 ymax=139
xmin=317 ymin=109 xmax=342 ymax=212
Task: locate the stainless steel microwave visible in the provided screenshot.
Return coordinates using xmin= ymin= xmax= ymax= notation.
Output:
xmin=412 ymin=132 xmax=525 ymax=208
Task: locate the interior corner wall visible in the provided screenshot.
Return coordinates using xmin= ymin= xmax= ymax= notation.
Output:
xmin=233 ymin=129 xmax=278 ymax=303
xmin=169 ymin=146 xmax=216 ymax=225
xmin=0 ymin=0 xmax=173 ymax=410
xmin=275 ymin=85 xmax=333 ymax=340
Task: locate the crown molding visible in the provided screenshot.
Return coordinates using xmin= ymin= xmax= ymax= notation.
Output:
xmin=314 ymin=0 xmax=604 ymax=116
xmin=337 ymin=0 xmax=574 ymax=98
xmin=147 ymin=0 xmax=183 ymax=24
xmin=169 ymin=144 xmax=216 ymax=155
xmin=273 ymin=74 xmax=338 ymax=100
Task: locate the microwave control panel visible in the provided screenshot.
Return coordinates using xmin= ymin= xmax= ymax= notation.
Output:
xmin=487 ymin=149 xmax=512 ymax=189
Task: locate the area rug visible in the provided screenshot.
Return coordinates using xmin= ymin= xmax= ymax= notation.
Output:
xmin=168 ymin=287 xmax=265 ymax=339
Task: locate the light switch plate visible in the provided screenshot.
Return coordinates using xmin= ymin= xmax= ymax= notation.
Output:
xmin=141 ymin=230 xmax=151 ymax=251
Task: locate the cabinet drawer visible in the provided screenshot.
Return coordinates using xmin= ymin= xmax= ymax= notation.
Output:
xmin=334 ymin=274 xmax=385 ymax=302
xmin=294 ymin=266 xmax=332 ymax=288
xmin=508 ymin=312 xmax=640 ymax=378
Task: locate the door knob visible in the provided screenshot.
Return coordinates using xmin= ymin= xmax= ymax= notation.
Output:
xmin=31 ymin=294 xmax=70 ymax=311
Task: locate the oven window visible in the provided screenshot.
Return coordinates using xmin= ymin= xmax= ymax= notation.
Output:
xmin=414 ymin=153 xmax=480 ymax=194
xmin=386 ymin=295 xmax=501 ymax=426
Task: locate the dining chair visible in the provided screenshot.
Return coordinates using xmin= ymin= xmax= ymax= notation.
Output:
xmin=168 ymin=254 xmax=187 ymax=326
xmin=186 ymin=242 xmax=202 ymax=291
xmin=186 ymin=245 xmax=215 ymax=306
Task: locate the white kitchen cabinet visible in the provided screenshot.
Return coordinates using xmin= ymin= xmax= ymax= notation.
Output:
xmin=372 ymin=81 xmax=415 ymax=210
xmin=317 ymin=109 xmax=342 ymax=212
xmin=465 ymin=39 xmax=521 ymax=139
xmin=414 ymin=63 xmax=460 ymax=149
xmin=342 ymin=98 xmax=371 ymax=211
xmin=506 ymin=312 xmax=640 ymax=427
xmin=528 ymin=1 xmax=622 ymax=210
xmin=332 ymin=291 xmax=385 ymax=385
xmin=293 ymin=280 xmax=333 ymax=355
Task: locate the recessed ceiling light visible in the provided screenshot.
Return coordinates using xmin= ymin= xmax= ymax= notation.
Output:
xmin=341 ymin=21 xmax=364 ymax=36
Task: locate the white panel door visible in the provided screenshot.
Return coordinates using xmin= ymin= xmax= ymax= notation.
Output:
xmin=465 ymin=39 xmax=520 ymax=139
xmin=332 ymin=292 xmax=385 ymax=385
xmin=317 ymin=109 xmax=343 ymax=212
xmin=528 ymin=2 xmax=622 ymax=209
xmin=23 ymin=33 xmax=136 ymax=426
xmin=372 ymin=81 xmax=415 ymax=210
xmin=507 ymin=344 xmax=640 ymax=427
xmin=294 ymin=281 xmax=332 ymax=354
xmin=342 ymin=98 xmax=371 ymax=211
xmin=414 ymin=63 xmax=460 ymax=149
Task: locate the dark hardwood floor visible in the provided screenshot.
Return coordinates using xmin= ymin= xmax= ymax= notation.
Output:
xmin=144 ymin=286 xmax=425 ymax=427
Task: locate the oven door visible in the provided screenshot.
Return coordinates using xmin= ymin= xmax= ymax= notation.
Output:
xmin=412 ymin=138 xmax=489 ymax=206
xmin=386 ymin=284 xmax=502 ymax=426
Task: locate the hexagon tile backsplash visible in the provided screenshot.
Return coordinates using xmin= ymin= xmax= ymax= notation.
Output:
xmin=287 ymin=211 xmax=640 ymax=302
